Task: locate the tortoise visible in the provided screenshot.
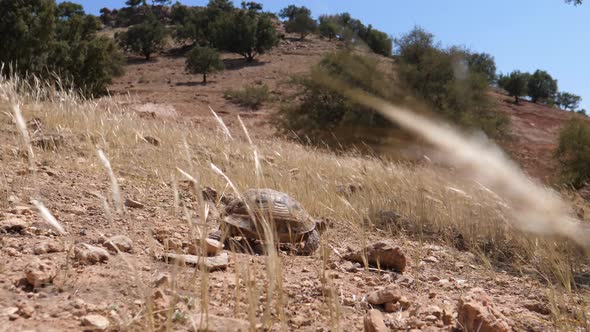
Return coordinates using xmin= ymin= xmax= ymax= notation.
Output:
xmin=209 ymin=189 xmax=322 ymax=255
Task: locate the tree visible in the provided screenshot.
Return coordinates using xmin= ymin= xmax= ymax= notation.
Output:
xmin=556 ymin=92 xmax=582 ymax=111
xmin=0 ymin=0 xmax=57 ymax=74
xmin=57 ymin=2 xmax=85 ymax=18
xmin=125 ymin=0 xmax=145 ymax=7
xmin=279 ymin=5 xmax=311 ymax=21
xmin=467 ymin=52 xmax=497 ymax=84
xmin=99 ymin=7 xmax=116 ymax=26
xmin=319 ymin=15 xmax=338 ymax=40
xmin=566 ymin=0 xmax=583 ymax=4
xmin=152 ymin=0 xmax=171 ymax=4
xmin=210 ymin=10 xmax=278 ymax=62
xmin=556 ymin=117 xmax=590 ymax=188
xmin=185 ymin=46 xmax=224 ymax=84
xmin=284 ymin=12 xmax=317 ymax=40
xmin=527 ymin=69 xmax=557 ymax=103
xmin=364 ymin=26 xmax=392 ymax=56
xmin=241 ymin=1 xmax=262 ymax=12
xmin=117 ymin=16 xmax=166 ymax=60
xmin=500 ymin=70 xmax=530 ymax=104
xmin=395 ymin=26 xmax=435 ymax=65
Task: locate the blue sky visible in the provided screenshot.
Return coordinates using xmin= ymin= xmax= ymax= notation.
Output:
xmin=70 ymin=0 xmax=590 ymax=110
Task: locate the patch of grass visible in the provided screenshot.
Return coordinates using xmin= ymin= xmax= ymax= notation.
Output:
xmin=224 ymin=84 xmax=271 ymax=110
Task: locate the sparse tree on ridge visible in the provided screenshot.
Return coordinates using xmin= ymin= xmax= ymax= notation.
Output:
xmin=279 ymin=5 xmax=311 ymax=21
xmin=527 ymin=69 xmax=558 ymax=103
xmin=500 ymin=70 xmax=530 ymax=104
xmin=556 ymin=92 xmax=582 ymax=111
xmin=185 ymin=46 xmax=224 ymax=84
xmin=285 ymin=11 xmax=317 ymax=40
xmin=319 ymin=15 xmax=338 ymax=40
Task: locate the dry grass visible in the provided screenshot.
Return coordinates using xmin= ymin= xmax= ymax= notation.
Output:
xmin=0 ymin=73 xmax=589 ymax=330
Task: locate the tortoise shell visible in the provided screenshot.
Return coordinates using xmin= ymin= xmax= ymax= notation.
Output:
xmin=223 ymin=189 xmax=316 ymax=243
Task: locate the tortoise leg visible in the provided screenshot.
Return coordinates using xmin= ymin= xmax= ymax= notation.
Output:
xmin=299 ymin=229 xmax=320 ymax=256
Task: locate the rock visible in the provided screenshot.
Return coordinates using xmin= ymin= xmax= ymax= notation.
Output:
xmin=17 ymin=303 xmax=34 ymax=318
xmin=0 ymin=218 xmax=28 ymax=234
xmin=187 ymin=238 xmax=224 ymax=256
xmin=367 ymin=284 xmax=402 ymax=305
xmin=143 ymin=135 xmax=160 ymax=146
xmin=124 ymin=198 xmax=144 ymax=209
xmin=384 ymin=302 xmax=400 ymax=313
xmin=153 ymin=272 xmax=171 ymax=288
xmin=163 ymin=252 xmax=228 ymax=271
xmin=9 ymin=206 xmax=32 ymax=215
xmin=0 ymin=307 xmax=19 ymax=317
xmin=103 ymin=235 xmax=134 ymax=253
xmin=343 ymin=241 xmax=407 ymax=272
xmin=523 ymin=300 xmax=551 ymax=315
xmin=442 ymin=304 xmax=455 ymax=325
xmin=24 ymin=258 xmax=58 ymax=287
xmin=152 ymin=289 xmax=171 ymax=310
xmin=457 ymin=288 xmax=511 ymax=332
xmin=81 ymin=314 xmax=110 ymax=331
xmin=74 ymin=243 xmax=109 ymax=265
xmin=363 ymin=309 xmax=388 ymax=332
xmin=399 ymin=296 xmax=412 ymax=310
xmin=33 ymin=240 xmax=65 ymax=255
xmin=423 ymin=256 xmax=439 ymax=263
xmin=192 ymin=313 xmax=250 ymax=332
xmin=425 ymin=305 xmax=443 ymax=318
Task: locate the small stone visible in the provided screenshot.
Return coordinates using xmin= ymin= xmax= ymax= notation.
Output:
xmin=153 ymin=272 xmax=171 ymax=288
xmin=33 ymin=240 xmax=65 ymax=255
xmin=343 ymin=241 xmax=407 ymax=272
xmin=363 ymin=309 xmax=388 ymax=332
xmin=103 ymin=235 xmax=134 ymax=253
xmin=367 ymin=284 xmax=402 ymax=305
xmin=81 ymin=314 xmax=110 ymax=331
xmin=18 ymin=303 xmax=34 ymax=318
xmin=340 ymin=260 xmax=357 ymax=272
xmin=384 ymin=302 xmax=400 ymax=313
xmin=163 ymin=252 xmax=228 ymax=271
xmin=0 ymin=307 xmax=19 ymax=317
xmin=424 ymin=315 xmax=438 ymax=322
xmin=426 ymin=305 xmax=443 ymax=318
xmin=152 ymin=289 xmax=170 ymax=310
xmin=24 ymin=258 xmax=58 ymax=287
xmin=458 ymin=288 xmax=511 ymax=332
xmin=9 ymin=206 xmax=32 ymax=215
xmin=187 ymin=238 xmax=224 ymax=256
xmin=399 ymin=296 xmax=412 ymax=310
xmin=74 ymin=243 xmax=109 ymax=265
xmin=124 ymin=198 xmax=144 ymax=209
xmin=0 ymin=218 xmax=28 ymax=233
xmin=423 ymin=256 xmax=439 ymax=263
xmin=191 ymin=313 xmax=250 ymax=331
xmin=143 ymin=136 xmax=160 ymax=146
xmin=290 ymin=315 xmax=311 ymax=327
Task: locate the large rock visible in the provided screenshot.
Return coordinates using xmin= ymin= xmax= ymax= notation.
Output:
xmin=192 ymin=313 xmax=249 ymax=332
xmin=103 ymin=235 xmax=134 ymax=253
xmin=81 ymin=314 xmax=110 ymax=331
xmin=457 ymin=288 xmax=511 ymax=332
xmin=363 ymin=309 xmax=388 ymax=332
xmin=74 ymin=243 xmax=109 ymax=265
xmin=163 ymin=252 xmax=228 ymax=271
xmin=344 ymin=241 xmax=407 ymax=272
xmin=24 ymin=258 xmax=58 ymax=287
xmin=0 ymin=218 xmax=28 ymax=234
xmin=367 ymin=284 xmax=402 ymax=305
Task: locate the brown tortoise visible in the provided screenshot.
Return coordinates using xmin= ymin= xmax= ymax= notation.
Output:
xmin=209 ymin=189 xmax=322 ymax=255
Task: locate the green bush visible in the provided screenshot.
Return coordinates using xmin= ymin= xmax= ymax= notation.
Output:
xmin=395 ymin=28 xmax=508 ymax=138
xmin=209 ymin=9 xmax=278 ymax=62
xmin=556 ymin=92 xmax=582 ymax=111
xmin=277 ymin=51 xmax=396 ymax=146
xmin=284 ymin=12 xmax=317 ymax=40
xmin=185 ymin=46 xmax=224 ymax=84
xmin=224 ymin=84 xmax=271 ymax=109
xmin=116 ymin=15 xmax=166 ymax=60
xmin=555 ymin=117 xmax=590 ymax=188
xmin=0 ymin=0 xmax=124 ymax=96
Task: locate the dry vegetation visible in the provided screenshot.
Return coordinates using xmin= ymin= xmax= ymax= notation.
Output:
xmin=0 ymin=74 xmax=589 ymax=331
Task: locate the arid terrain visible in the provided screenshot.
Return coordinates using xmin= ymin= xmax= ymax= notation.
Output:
xmin=1 ymin=28 xmax=589 ymax=332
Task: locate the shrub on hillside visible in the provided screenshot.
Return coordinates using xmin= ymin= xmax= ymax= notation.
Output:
xmin=224 ymin=84 xmax=271 ymax=109
xmin=0 ymin=0 xmax=124 ymax=96
xmin=395 ymin=27 xmax=508 ymax=138
xmin=116 ymin=15 xmax=166 ymax=60
xmin=467 ymin=52 xmax=497 ymax=84
xmin=555 ymin=117 xmax=590 ymax=188
xmin=284 ymin=10 xmax=317 ymax=40
xmin=209 ymin=9 xmax=278 ymax=62
xmin=277 ymin=51 xmax=396 ymax=146
xmin=318 ymin=15 xmax=338 ymax=40
xmin=185 ymin=46 xmax=224 ymax=84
